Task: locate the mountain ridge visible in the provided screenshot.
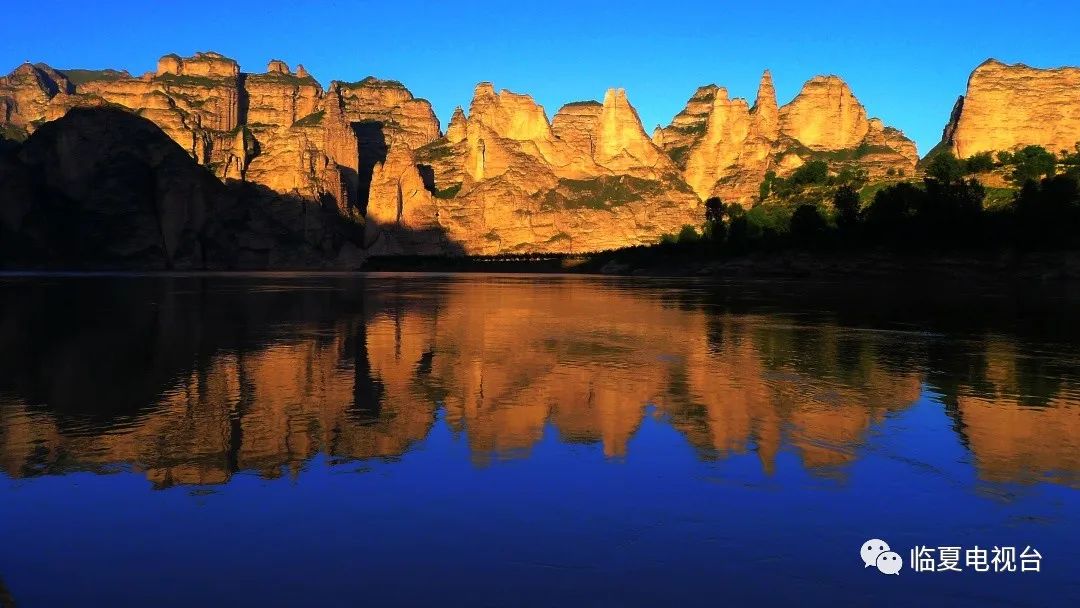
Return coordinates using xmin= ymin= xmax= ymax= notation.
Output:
xmin=2 ymin=53 xmax=1078 ymax=263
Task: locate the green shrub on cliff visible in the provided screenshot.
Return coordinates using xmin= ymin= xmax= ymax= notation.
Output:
xmin=926 ymin=152 xmax=964 ymax=183
xmin=544 ymin=175 xmax=662 ymax=211
xmin=1008 ymin=145 xmax=1057 ymax=185
xmin=433 ymin=183 xmax=461 ymax=199
xmin=416 ymin=140 xmax=455 ymax=161
xmin=1 ymin=124 xmax=28 ymax=143
xmin=155 ymin=73 xmax=222 ymax=88
xmin=963 ymin=151 xmax=995 ymax=173
xmin=58 ymin=68 xmax=129 ymax=86
xmin=293 ymin=110 xmax=325 ymax=127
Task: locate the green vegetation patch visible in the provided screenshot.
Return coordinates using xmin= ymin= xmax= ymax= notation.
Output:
xmin=59 ymin=68 xmax=131 ymax=86
xmin=249 ymin=71 xmax=319 ymax=87
xmin=168 ymin=90 xmax=209 ymax=109
xmin=666 ymin=145 xmax=691 ymax=167
xmin=818 ymin=142 xmax=895 ymax=162
xmin=433 ymin=183 xmax=462 ymax=199
xmin=918 ymin=140 xmax=953 ymax=168
xmin=667 ymin=122 xmax=707 ymax=136
xmin=292 ymin=110 xmax=325 ymax=127
xmin=415 ymin=139 xmax=455 ymax=162
xmin=155 ymin=73 xmax=226 ymax=88
xmin=562 ymin=100 xmax=601 ymax=108
xmin=859 ymin=179 xmax=910 ymax=205
xmin=339 ymin=76 xmax=407 ymax=90
xmin=1 ymin=124 xmax=28 ymax=142
xmin=778 ymin=140 xmax=894 ymax=163
xmin=983 ymin=186 xmax=1017 ymax=209
xmin=745 ymin=202 xmax=796 ymax=235
xmin=542 ymin=175 xmax=664 ymax=211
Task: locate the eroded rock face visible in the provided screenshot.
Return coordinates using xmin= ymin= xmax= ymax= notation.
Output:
xmin=779 ymin=76 xmax=869 ymax=150
xmin=243 ymin=71 xmax=321 ymax=127
xmin=595 ymin=88 xmax=671 ymax=175
xmin=332 ymin=77 xmax=441 ymax=150
xmin=1 ymin=53 xmax=361 ymax=224
xmin=681 ymin=87 xmax=754 ymax=200
xmin=941 ymin=59 xmax=1080 ymax=158
xmin=0 ymin=64 xmax=70 ymax=131
xmin=1 ymin=53 xmax=937 ymax=258
xmin=445 ymin=106 xmax=467 ymax=143
xmin=658 ymin=71 xmax=917 ymax=204
xmin=156 ymin=51 xmax=239 ymax=79
xmin=401 ymin=83 xmax=701 ymax=254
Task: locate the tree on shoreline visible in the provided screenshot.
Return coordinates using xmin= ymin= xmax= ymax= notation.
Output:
xmin=688 ymin=149 xmax=1080 ymax=256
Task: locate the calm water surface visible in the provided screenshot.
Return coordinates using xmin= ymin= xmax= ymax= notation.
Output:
xmin=0 ymin=274 xmax=1077 ymax=607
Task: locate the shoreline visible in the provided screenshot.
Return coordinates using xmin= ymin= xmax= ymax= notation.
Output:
xmin=2 ymin=252 xmax=1079 ymax=283
xmin=361 ymin=250 xmax=1080 ymax=282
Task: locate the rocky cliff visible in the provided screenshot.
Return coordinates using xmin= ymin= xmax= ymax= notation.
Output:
xmin=1 ymin=51 xmax=947 ymax=260
xmin=656 ymin=72 xmax=918 ymax=204
xmin=399 ymin=83 xmax=701 ymax=254
xmin=0 ymin=107 xmax=364 ymax=268
xmin=0 ymin=53 xmax=368 ymax=224
xmin=940 ymin=59 xmax=1080 ymax=159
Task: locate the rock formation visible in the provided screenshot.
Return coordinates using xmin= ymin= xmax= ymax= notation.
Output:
xmin=10 ymin=51 xmax=1034 ymax=260
xmin=940 ymin=59 xmax=1080 ymax=159
xmin=0 ymin=107 xmax=363 ymax=269
xmin=657 ymin=71 xmax=917 ymax=204
xmin=0 ymin=63 xmax=70 ymax=132
xmin=779 ymin=75 xmax=869 ymax=150
xmin=445 ymin=106 xmax=467 ymax=143
xmin=400 ymin=83 xmax=700 ymax=254
xmin=0 ymin=52 xmax=365 ymax=226
xmin=331 ymin=77 xmax=440 ymax=150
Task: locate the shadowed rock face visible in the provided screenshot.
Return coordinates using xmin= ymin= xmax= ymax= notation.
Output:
xmin=0 ymin=53 xmax=376 ymax=225
xmin=657 ymin=72 xmax=918 ymax=205
xmin=941 ymin=59 xmax=1080 ymax=159
xmin=0 ymin=107 xmax=365 ymax=269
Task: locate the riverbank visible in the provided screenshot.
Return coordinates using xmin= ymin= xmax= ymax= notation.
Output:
xmin=362 ymin=249 xmax=1080 ymax=282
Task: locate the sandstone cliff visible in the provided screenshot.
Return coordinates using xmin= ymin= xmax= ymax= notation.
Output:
xmin=0 ymin=53 xmax=365 ymax=224
xmin=657 ymin=72 xmax=917 ymax=204
xmin=0 ymin=52 xmax=943 ymax=260
xmin=398 ymin=83 xmax=701 ymax=254
xmin=940 ymin=59 xmax=1080 ymax=159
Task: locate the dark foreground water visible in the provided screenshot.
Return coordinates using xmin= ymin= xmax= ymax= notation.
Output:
xmin=0 ymin=274 xmax=1077 ymax=607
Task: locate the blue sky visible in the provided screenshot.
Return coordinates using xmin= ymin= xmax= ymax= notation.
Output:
xmin=3 ymin=0 xmax=1078 ymax=154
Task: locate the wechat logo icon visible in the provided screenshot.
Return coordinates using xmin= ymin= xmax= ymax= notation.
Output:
xmin=862 ymin=539 xmax=903 ymax=575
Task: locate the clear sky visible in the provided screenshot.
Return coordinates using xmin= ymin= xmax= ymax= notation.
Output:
xmin=3 ymin=0 xmax=1079 ymax=155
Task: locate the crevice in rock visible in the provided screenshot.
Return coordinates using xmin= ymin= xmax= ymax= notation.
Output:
xmin=352 ymin=120 xmax=387 ymax=215
xmin=236 ymin=72 xmax=249 ymax=126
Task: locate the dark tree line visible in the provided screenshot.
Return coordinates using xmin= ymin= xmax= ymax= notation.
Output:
xmin=681 ymin=148 xmax=1080 ymax=254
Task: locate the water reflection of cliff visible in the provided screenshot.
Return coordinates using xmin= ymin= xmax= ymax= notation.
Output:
xmin=0 ymin=276 xmax=1077 ymax=488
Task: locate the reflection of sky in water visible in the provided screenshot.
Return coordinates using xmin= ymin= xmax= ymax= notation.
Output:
xmin=0 ymin=275 xmax=1077 ymax=606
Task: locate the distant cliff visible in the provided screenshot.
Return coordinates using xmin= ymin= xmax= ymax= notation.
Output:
xmin=939 ymin=59 xmax=1080 ymax=159
xmin=654 ymin=72 xmax=917 ymax=205
xmin=3 ymin=52 xmax=1078 ymax=264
